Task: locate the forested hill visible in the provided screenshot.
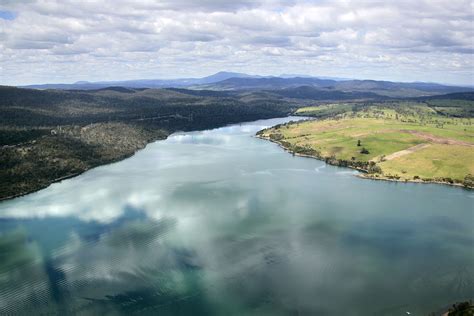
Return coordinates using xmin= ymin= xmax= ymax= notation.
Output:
xmin=0 ymin=85 xmax=297 ymax=200
xmin=0 ymin=85 xmax=295 ymax=129
xmin=23 ymin=72 xmax=473 ymax=99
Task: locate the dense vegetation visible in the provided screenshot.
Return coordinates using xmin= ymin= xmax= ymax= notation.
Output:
xmin=194 ymin=76 xmax=472 ymax=97
xmin=26 ymin=72 xmax=473 ymax=99
xmin=444 ymin=301 xmax=474 ymax=316
xmin=0 ymin=86 xmax=297 ymax=199
xmin=0 ymin=86 xmax=295 ymax=128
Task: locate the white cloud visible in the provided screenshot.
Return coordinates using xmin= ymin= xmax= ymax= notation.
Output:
xmin=0 ymin=0 xmax=472 ymax=85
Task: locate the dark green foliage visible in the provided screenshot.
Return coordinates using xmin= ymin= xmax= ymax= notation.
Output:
xmin=367 ymin=161 xmax=382 ymax=174
xmin=292 ymin=145 xmax=320 ymax=156
xmin=0 ymin=86 xmax=298 ymax=200
xmin=447 ymin=301 xmax=474 ymax=315
xmin=295 ymin=103 xmax=355 ymax=118
xmin=360 ymin=147 xmax=370 ymax=154
xmin=418 ymin=92 xmax=474 ymax=101
xmin=418 ymin=92 xmax=474 ymax=117
xmin=269 ymin=133 xmax=284 ymax=141
xmin=270 ymin=86 xmax=385 ymax=100
xmin=463 ymin=174 xmax=474 ymax=188
xmin=0 ymin=129 xmax=50 ymax=146
xmin=0 ymin=85 xmax=294 ymax=128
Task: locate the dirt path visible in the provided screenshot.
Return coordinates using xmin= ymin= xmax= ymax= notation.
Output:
xmin=402 ymin=130 xmax=474 ymax=147
xmin=373 ymin=129 xmax=473 ymax=162
xmin=381 ymin=143 xmax=431 ymax=161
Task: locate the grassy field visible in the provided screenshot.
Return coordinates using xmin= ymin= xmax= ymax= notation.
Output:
xmin=259 ymin=103 xmax=474 ymax=187
xmin=295 ymin=103 xmax=354 ymax=118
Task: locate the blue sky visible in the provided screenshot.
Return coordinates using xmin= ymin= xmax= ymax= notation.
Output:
xmin=0 ymin=10 xmax=16 ymax=20
xmin=0 ymin=0 xmax=472 ymax=86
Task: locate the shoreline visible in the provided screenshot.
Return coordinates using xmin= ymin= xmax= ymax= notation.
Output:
xmin=2 ymin=115 xmax=471 ymax=204
xmin=256 ymin=134 xmax=472 ymax=190
xmin=0 ymin=135 xmax=169 ymax=202
xmin=0 ymin=115 xmax=295 ymax=203
xmin=0 ymin=171 xmax=83 ymax=202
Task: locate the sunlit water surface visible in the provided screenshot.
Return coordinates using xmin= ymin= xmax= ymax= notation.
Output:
xmin=0 ymin=117 xmax=473 ymax=315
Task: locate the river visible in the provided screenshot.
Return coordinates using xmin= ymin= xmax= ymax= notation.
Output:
xmin=0 ymin=117 xmax=472 ymax=315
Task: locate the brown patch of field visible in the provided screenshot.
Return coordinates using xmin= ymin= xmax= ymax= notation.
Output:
xmin=305 ymin=122 xmax=355 ymax=133
xmin=402 ymin=130 xmax=474 ymax=147
xmin=351 ymin=129 xmax=397 ymax=138
xmin=329 ymin=146 xmax=344 ymax=154
xmin=382 ymin=143 xmax=431 ymax=161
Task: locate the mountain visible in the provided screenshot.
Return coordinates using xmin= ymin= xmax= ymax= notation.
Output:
xmin=197 ymin=71 xmax=262 ymax=83
xmin=416 ymin=91 xmax=474 ymax=101
xmin=279 ymin=74 xmax=350 ymax=80
xmin=23 ymin=71 xmax=260 ymax=90
xmin=268 ymin=85 xmax=386 ymax=100
xmin=194 ymin=77 xmax=473 ymax=97
xmin=331 ymin=80 xmax=473 ymax=97
xmin=22 ymin=72 xmax=473 ymax=98
xmin=194 ymin=77 xmax=338 ymax=90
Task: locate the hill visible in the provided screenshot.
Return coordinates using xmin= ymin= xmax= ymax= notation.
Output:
xmin=0 ymin=86 xmax=297 ymax=200
xmin=196 ymin=77 xmax=472 ymax=97
xmin=258 ymin=102 xmax=474 ymax=187
xmin=23 ymin=71 xmax=261 ymax=90
xmin=194 ymin=77 xmax=337 ymax=90
xmin=268 ymin=85 xmax=386 ymax=101
xmin=23 ymin=72 xmax=472 ymax=99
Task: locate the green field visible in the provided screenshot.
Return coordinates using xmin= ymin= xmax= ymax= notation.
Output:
xmin=259 ymin=103 xmax=474 ymax=187
xmin=295 ymin=103 xmax=354 ymax=118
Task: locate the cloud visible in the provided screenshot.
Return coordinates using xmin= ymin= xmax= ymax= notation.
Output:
xmin=0 ymin=0 xmax=472 ymax=85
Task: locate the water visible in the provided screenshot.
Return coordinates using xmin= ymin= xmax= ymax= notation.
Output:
xmin=0 ymin=117 xmax=472 ymax=315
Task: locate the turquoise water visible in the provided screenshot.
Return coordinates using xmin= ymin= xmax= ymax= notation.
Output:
xmin=0 ymin=117 xmax=472 ymax=315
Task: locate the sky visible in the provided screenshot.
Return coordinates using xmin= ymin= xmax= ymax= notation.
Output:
xmin=0 ymin=0 xmax=473 ymax=86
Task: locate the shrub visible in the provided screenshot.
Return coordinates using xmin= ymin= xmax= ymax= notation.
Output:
xmin=360 ymin=147 xmax=370 ymax=154
xmin=269 ymin=133 xmax=284 ymax=141
xmin=463 ymin=174 xmax=474 ymax=188
xmin=448 ymin=301 xmax=473 ymax=315
xmin=367 ymin=162 xmax=382 ymax=174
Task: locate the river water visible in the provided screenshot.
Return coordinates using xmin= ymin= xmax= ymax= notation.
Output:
xmin=0 ymin=117 xmax=472 ymax=315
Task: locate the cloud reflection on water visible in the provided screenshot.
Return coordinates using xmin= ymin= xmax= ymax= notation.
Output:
xmin=0 ymin=116 xmax=472 ymax=315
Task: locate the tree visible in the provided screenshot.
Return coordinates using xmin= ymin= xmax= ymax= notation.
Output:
xmin=463 ymin=174 xmax=474 ymax=188
xmin=368 ymin=161 xmax=382 ymax=174
xmin=357 ymin=139 xmax=361 ymax=146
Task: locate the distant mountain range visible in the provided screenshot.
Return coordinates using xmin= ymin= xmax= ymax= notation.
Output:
xmin=23 ymin=71 xmax=262 ymax=90
xmin=23 ymin=71 xmax=473 ymax=98
xmin=191 ymin=76 xmax=472 ymax=97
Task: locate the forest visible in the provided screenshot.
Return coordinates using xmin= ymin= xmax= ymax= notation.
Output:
xmin=0 ymin=86 xmax=297 ymax=199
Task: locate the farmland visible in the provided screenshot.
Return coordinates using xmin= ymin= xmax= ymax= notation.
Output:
xmin=258 ymin=102 xmax=474 ymax=187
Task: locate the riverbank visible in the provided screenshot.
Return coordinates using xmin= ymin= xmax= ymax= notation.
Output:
xmin=0 ymin=122 xmax=170 ymax=201
xmin=0 ymin=85 xmax=299 ymax=201
xmin=256 ymin=103 xmax=474 ymax=189
xmin=1 ymin=114 xmax=297 ymax=202
xmin=256 ymin=132 xmax=473 ymax=189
